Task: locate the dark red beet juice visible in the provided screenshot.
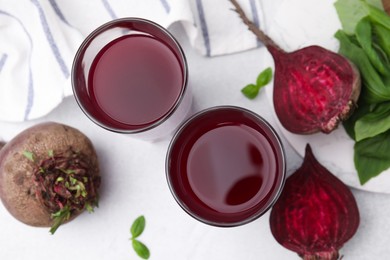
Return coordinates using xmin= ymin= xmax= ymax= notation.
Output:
xmin=166 ymin=106 xmax=285 ymax=226
xmin=89 ymin=34 xmax=183 ymax=128
xmin=72 ymin=18 xmax=189 ymax=139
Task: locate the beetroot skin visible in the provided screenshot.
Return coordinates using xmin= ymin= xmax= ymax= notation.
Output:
xmin=230 ymin=0 xmax=361 ymax=134
xmin=269 ymin=145 xmax=360 ymax=260
xmin=0 ymin=122 xmax=100 ymax=234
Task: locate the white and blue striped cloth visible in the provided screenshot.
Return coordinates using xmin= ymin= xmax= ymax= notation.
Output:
xmin=0 ymin=0 xmax=265 ymax=122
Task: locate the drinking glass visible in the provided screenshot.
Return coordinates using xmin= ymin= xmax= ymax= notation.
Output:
xmin=72 ymin=18 xmax=191 ymax=141
xmin=166 ymin=106 xmax=286 ymax=226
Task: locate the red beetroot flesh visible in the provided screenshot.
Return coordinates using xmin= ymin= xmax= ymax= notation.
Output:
xmin=270 ymin=46 xmax=360 ymax=134
xmin=270 ymin=145 xmax=360 ymax=260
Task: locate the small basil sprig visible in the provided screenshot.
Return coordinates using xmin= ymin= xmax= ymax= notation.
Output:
xmin=241 ymin=67 xmax=273 ymax=99
xmin=130 ymin=215 xmax=150 ymax=259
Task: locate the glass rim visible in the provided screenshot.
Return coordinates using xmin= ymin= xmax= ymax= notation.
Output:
xmin=165 ymin=105 xmax=287 ymax=227
xmin=71 ymin=17 xmax=189 ymax=134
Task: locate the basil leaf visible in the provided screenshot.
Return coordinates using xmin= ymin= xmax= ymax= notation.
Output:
xmin=355 ymin=101 xmax=390 ymax=141
xmin=354 ymin=130 xmax=390 ymax=184
xmin=130 ymin=215 xmax=145 ymax=239
xmin=256 ymin=67 xmax=273 ymax=87
xmin=132 ymin=239 xmax=150 ymax=259
xmin=241 ymin=67 xmax=273 ymax=99
xmin=241 ymin=84 xmax=259 ymax=99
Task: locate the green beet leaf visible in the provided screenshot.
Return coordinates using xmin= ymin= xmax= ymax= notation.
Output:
xmin=355 ymin=101 xmax=390 ymax=141
xmin=354 ymin=130 xmax=390 ymax=184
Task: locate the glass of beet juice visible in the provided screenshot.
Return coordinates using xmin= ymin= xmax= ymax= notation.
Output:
xmin=72 ymin=18 xmax=191 ymax=140
xmin=166 ymin=106 xmax=286 ymax=226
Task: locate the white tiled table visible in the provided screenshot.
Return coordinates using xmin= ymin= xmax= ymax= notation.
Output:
xmin=0 ymin=23 xmax=389 ymax=260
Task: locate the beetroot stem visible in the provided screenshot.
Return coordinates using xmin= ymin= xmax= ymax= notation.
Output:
xmin=229 ymin=0 xmax=284 ymax=54
xmin=49 ymin=206 xmax=71 ymax=234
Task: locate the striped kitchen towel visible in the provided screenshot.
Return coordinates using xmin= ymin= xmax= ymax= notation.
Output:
xmin=0 ymin=0 xmax=265 ymax=122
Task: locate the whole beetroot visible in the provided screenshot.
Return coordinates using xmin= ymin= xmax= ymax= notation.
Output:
xmin=0 ymin=122 xmax=100 ymax=234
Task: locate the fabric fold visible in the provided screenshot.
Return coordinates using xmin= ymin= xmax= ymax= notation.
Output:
xmin=0 ymin=0 xmax=265 ymax=122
